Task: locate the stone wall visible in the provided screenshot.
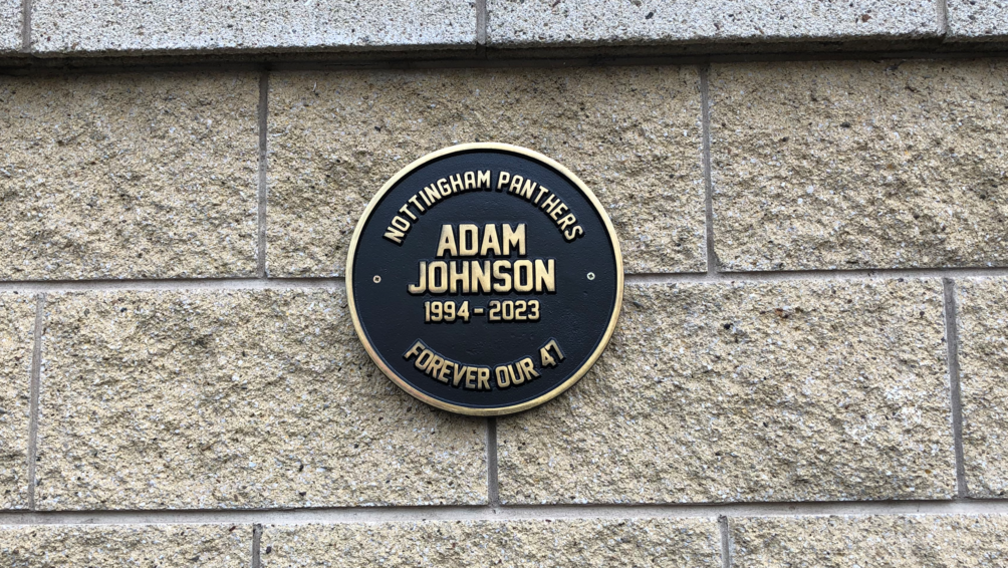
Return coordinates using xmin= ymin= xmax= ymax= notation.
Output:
xmin=1 ymin=2 xmax=1008 ymax=566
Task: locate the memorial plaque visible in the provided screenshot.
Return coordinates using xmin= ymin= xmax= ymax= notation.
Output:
xmin=347 ymin=143 xmax=622 ymax=415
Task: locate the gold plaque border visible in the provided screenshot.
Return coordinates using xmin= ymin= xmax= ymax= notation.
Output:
xmin=345 ymin=143 xmax=624 ymax=416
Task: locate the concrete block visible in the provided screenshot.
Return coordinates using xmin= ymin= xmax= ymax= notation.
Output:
xmin=956 ymin=277 xmax=1008 ymax=497
xmin=30 ymin=0 xmax=475 ymax=55
xmin=0 ymin=293 xmax=34 ymax=509
xmin=262 ymin=518 xmax=721 ymax=567
xmin=36 ymin=289 xmax=487 ymax=510
xmin=731 ymin=515 xmax=1008 ymax=566
xmin=487 ymin=0 xmax=939 ymax=47
xmin=947 ymin=0 xmax=1008 ymax=41
xmin=498 ymin=279 xmax=955 ymax=504
xmin=711 ymin=60 xmax=1008 ymax=271
xmin=0 ymin=74 xmax=259 ymax=280
xmin=268 ymin=67 xmax=705 ymax=276
xmin=0 ymin=524 xmax=250 ymax=567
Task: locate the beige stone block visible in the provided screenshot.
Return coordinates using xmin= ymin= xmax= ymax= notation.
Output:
xmin=498 ymin=279 xmax=954 ymax=504
xmin=0 ymin=523 xmax=250 ymax=567
xmin=31 ymin=0 xmax=475 ymax=55
xmin=36 ymin=289 xmax=486 ymax=510
xmin=268 ymin=67 xmax=705 ymax=276
xmin=0 ymin=0 xmax=18 ymax=52
xmin=711 ymin=60 xmax=1008 ymax=271
xmin=489 ymin=0 xmax=939 ymax=47
xmin=731 ymin=515 xmax=1008 ymax=567
xmin=956 ymin=278 xmax=1008 ymax=497
xmin=261 ymin=518 xmax=721 ymax=567
xmin=0 ymin=74 xmax=259 ymax=280
xmin=0 ymin=293 xmax=34 ymax=509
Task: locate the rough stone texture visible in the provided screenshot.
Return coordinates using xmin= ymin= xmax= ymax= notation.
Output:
xmin=268 ymin=67 xmax=704 ymax=276
xmin=0 ymin=73 xmax=258 ymax=280
xmin=711 ymin=60 xmax=1008 ymax=271
xmin=30 ymin=0 xmax=475 ymax=55
xmin=487 ymin=0 xmax=939 ymax=47
xmin=947 ymin=0 xmax=1008 ymax=40
xmin=262 ymin=518 xmax=721 ymax=567
xmin=0 ymin=0 xmax=18 ymax=53
xmin=731 ymin=515 xmax=1008 ymax=567
xmin=0 ymin=524 xmax=250 ymax=567
xmin=498 ymin=279 xmax=954 ymax=504
xmin=0 ymin=293 xmax=34 ymax=510
xmin=956 ymin=278 xmax=1008 ymax=498
xmin=36 ymin=289 xmax=486 ymax=510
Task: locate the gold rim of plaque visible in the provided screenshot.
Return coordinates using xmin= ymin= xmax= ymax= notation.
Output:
xmin=346 ymin=143 xmax=624 ymax=416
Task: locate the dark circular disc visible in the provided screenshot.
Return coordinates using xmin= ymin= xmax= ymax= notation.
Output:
xmin=346 ymin=143 xmax=623 ymax=416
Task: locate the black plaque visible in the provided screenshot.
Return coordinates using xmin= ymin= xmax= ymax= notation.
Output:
xmin=347 ymin=143 xmax=623 ymax=415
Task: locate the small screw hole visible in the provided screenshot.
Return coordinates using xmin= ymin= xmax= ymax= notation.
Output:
xmin=587 ymin=272 xmax=595 ymax=280
xmin=373 ymin=275 xmax=381 ymax=283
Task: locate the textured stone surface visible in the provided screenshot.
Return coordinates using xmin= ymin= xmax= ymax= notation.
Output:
xmin=268 ymin=67 xmax=704 ymax=276
xmin=0 ymin=0 xmax=18 ymax=53
xmin=947 ymin=0 xmax=1008 ymax=40
xmin=711 ymin=60 xmax=1008 ymax=271
xmin=0 ymin=74 xmax=259 ymax=280
xmin=262 ymin=518 xmax=721 ymax=567
xmin=31 ymin=0 xmax=475 ymax=55
xmin=956 ymin=278 xmax=1008 ymax=498
xmin=487 ymin=0 xmax=938 ymax=47
xmin=498 ymin=279 xmax=954 ymax=504
xmin=0 ymin=524 xmax=250 ymax=567
xmin=0 ymin=293 xmax=34 ymax=509
xmin=36 ymin=289 xmax=486 ymax=510
xmin=732 ymin=515 xmax=1008 ymax=567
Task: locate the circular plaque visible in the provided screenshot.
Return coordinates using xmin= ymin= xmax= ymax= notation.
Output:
xmin=347 ymin=143 xmax=622 ymax=415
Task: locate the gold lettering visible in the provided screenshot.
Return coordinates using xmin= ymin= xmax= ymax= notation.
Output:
xmin=464 ymin=367 xmax=476 ymax=390
xmin=535 ymin=259 xmax=555 ymax=292
xmin=564 ymin=225 xmax=584 ymax=241
xmin=492 ymin=260 xmax=512 ymax=293
xmin=398 ymin=204 xmax=418 ymax=222
xmin=511 ymin=363 xmax=525 ymax=385
xmin=437 ymin=178 xmax=451 ymax=197
xmin=453 ymin=364 xmax=468 ymax=388
xmin=519 ymin=357 xmax=540 ymax=381
xmin=427 ymin=355 xmax=445 ymax=378
xmin=408 ymin=261 xmax=427 ymax=294
xmin=477 ymin=367 xmax=491 ymax=390
xmin=403 ymin=341 xmax=425 ymax=360
xmin=437 ymin=360 xmax=453 ymax=383
xmin=407 ymin=194 xmax=426 ymax=213
xmin=533 ymin=186 xmax=550 ymax=205
xmin=495 ymin=365 xmax=511 ymax=389
xmin=513 ymin=260 xmax=533 ymax=293
xmin=541 ymin=193 xmax=561 ymax=213
xmin=428 ymin=261 xmax=448 ymax=294
xmin=550 ymin=202 xmax=568 ymax=221
xmin=518 ymin=178 xmax=537 ymax=200
xmin=503 ymin=223 xmax=526 ymax=256
xmin=471 ymin=260 xmax=492 ymax=293
xmin=557 ymin=213 xmax=577 ymax=231
xmin=383 ymin=225 xmax=406 ymax=245
xmin=458 ymin=224 xmax=479 ymax=256
xmin=449 ymin=261 xmax=469 ymax=294
xmin=422 ymin=184 xmax=441 ymax=205
xmin=508 ymin=175 xmax=525 ymax=194
xmin=480 ymin=224 xmax=501 ymax=256
xmin=415 ymin=349 xmax=434 ymax=370
xmin=436 ymin=225 xmax=458 ymax=257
